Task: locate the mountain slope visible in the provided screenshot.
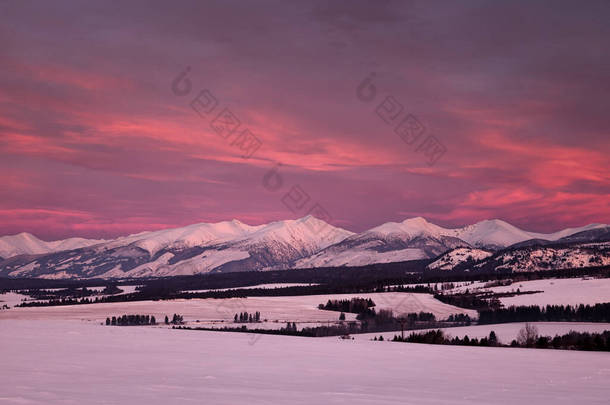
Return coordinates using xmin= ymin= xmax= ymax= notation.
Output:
xmin=295 ymin=218 xmax=608 ymax=269
xmin=448 ymin=220 xmax=607 ymax=249
xmin=295 ymin=218 xmax=470 ymax=268
xmin=0 ymin=216 xmax=353 ymax=278
xmin=426 ymin=247 xmax=493 ymax=271
xmin=0 ymin=233 xmax=105 ymax=259
xmin=473 ymin=242 xmax=610 ymax=273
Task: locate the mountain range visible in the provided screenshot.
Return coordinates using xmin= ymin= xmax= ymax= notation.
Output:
xmin=0 ymin=216 xmax=608 ymax=279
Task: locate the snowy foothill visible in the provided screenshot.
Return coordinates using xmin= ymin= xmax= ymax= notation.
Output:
xmin=182 ymin=282 xmax=319 ymax=293
xmin=0 ymin=292 xmax=476 ymax=323
xmin=0 ymin=285 xmax=143 ymax=308
xmin=1 ymin=319 xmax=609 ymax=405
xmin=483 ymin=278 xmax=610 ymax=307
xmin=401 ymin=277 xmax=610 ymax=307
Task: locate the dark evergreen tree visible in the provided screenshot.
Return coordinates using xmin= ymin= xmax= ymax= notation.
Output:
xmin=488 ymin=331 xmax=498 ymax=346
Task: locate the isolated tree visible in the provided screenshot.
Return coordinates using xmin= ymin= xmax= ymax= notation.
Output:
xmin=164 ymin=315 xmax=169 ymax=325
xmin=339 ymin=312 xmax=346 ymax=321
xmin=488 ymin=331 xmax=498 ymax=346
xmin=106 ymin=317 xmax=111 ymax=326
xmin=517 ymin=323 xmax=539 ymax=347
xmin=150 ymin=316 xmax=156 ymax=325
xmin=234 ymin=313 xmax=238 ymax=322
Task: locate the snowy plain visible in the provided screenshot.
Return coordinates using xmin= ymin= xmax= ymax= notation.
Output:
xmin=1 ymin=319 xmax=609 ymax=405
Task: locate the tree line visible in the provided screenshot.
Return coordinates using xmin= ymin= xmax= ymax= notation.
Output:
xmin=388 ymin=326 xmax=610 ymax=351
xmin=234 ymin=311 xmax=261 ymax=323
xmin=106 ymin=314 xmax=156 ymax=326
xmin=318 ymin=297 xmax=375 ymax=314
xmin=478 ymin=303 xmax=610 ymax=324
xmin=104 ymin=313 xmax=185 ymax=326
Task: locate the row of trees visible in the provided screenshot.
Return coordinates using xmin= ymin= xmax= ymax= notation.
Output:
xmin=19 ymin=297 xmax=99 ymax=307
xmin=434 ymin=292 xmax=501 ymax=311
xmin=234 ymin=311 xmax=261 ymax=323
xmin=478 ymin=303 xmax=610 ymax=324
xmin=318 ymin=297 xmax=375 ymax=314
xmin=165 ymin=314 xmax=184 ymax=324
xmin=388 ymin=325 xmax=610 ymax=351
xmin=282 ymin=322 xmax=298 ymax=332
xmin=446 ymin=314 xmax=472 ymax=324
xmin=106 ymin=313 xmax=183 ymax=325
xmin=390 ymin=330 xmax=499 ymax=347
xmin=106 ymin=314 xmax=156 ymax=326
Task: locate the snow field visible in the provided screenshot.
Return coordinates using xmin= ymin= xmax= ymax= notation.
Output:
xmin=1 ymin=319 xmax=609 ymax=404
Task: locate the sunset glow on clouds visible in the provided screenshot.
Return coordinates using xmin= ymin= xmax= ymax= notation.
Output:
xmin=1 ymin=0 xmax=609 ymax=239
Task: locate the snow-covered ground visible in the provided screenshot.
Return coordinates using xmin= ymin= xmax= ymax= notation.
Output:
xmin=0 ymin=319 xmax=608 ymax=404
xmin=402 ymin=277 xmax=610 ymax=307
xmin=0 ymin=285 xmax=143 ymax=309
xmin=0 ymin=291 xmax=31 ymax=308
xmin=485 ymin=278 xmax=610 ymax=306
xmin=355 ymin=322 xmax=610 ymax=344
xmin=0 ymin=292 xmax=476 ymax=323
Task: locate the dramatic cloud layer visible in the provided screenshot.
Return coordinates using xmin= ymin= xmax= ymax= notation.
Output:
xmin=1 ymin=0 xmax=609 ymax=239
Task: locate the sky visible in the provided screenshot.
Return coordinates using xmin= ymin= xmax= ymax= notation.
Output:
xmin=1 ymin=0 xmax=609 ymax=240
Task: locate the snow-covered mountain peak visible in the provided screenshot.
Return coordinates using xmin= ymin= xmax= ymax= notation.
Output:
xmin=451 ymin=219 xmax=533 ymax=247
xmin=368 ymin=216 xmax=448 ymax=238
xmin=238 ymin=216 xmax=353 ymax=249
xmin=104 ymin=220 xmax=261 ymax=254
